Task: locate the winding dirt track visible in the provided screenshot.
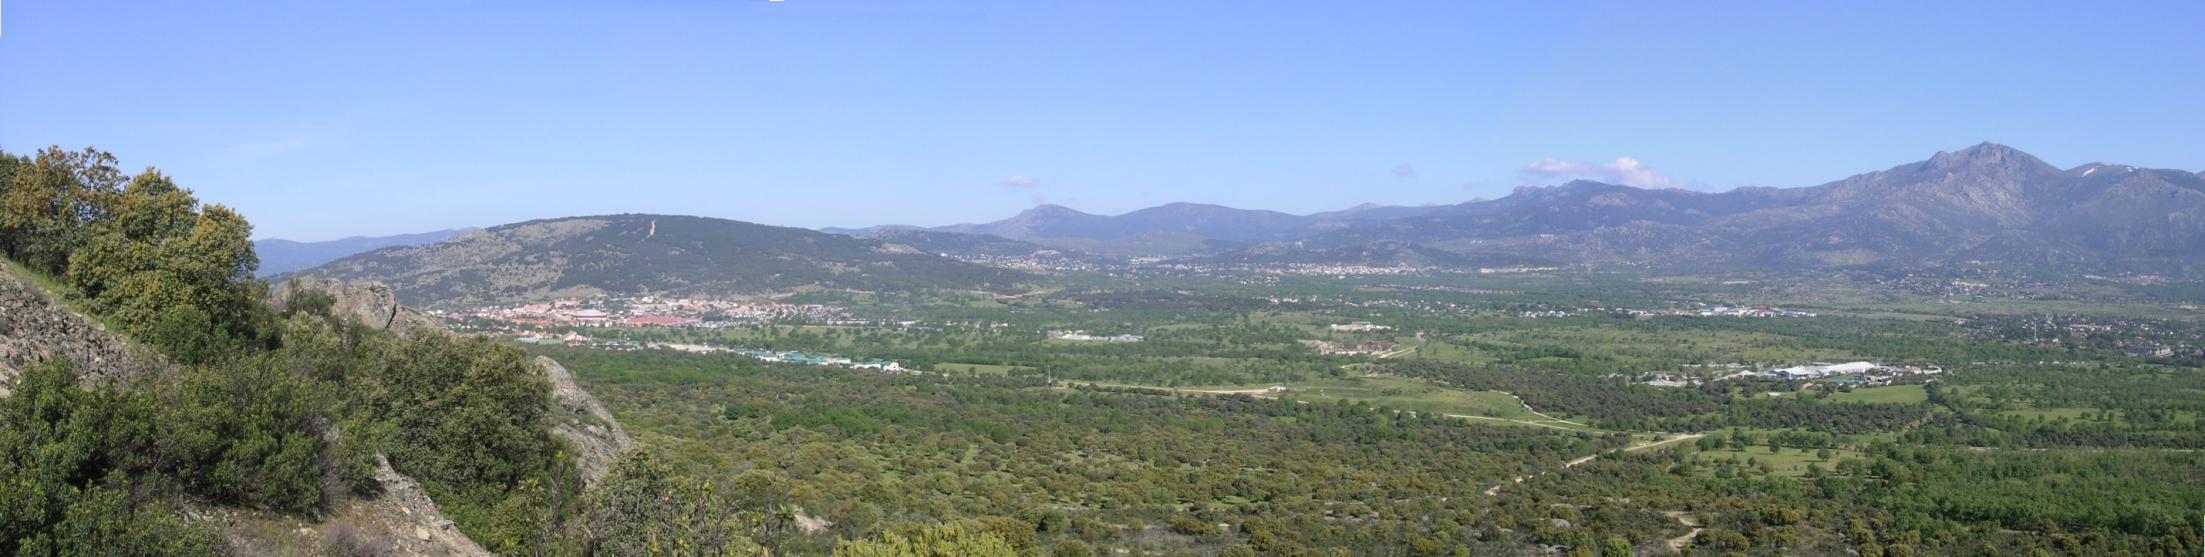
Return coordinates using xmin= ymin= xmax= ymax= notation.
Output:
xmin=1663 ymin=511 xmax=1704 ymax=552
xmin=1483 ymin=433 xmax=1706 ymax=496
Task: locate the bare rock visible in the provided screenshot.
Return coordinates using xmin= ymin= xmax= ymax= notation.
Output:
xmin=338 ymin=454 xmax=492 ymax=557
xmin=0 ymin=272 xmax=170 ymax=396
xmin=540 ymin=356 xmax=634 ymax=487
xmin=273 ymin=277 xmax=439 ymax=334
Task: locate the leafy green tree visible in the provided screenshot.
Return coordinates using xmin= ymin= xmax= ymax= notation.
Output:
xmin=68 ymin=170 xmax=260 ymax=347
xmin=0 ymin=147 xmax=123 ymax=274
xmin=159 ymin=355 xmax=329 ymax=513
xmin=575 ymin=451 xmax=760 ymax=556
xmin=363 ymin=331 xmax=558 ymax=502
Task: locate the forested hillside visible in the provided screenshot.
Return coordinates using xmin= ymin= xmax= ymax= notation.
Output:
xmin=296 ymin=214 xmax=1035 ymax=307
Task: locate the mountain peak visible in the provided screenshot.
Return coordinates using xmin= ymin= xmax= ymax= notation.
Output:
xmin=1930 ymin=142 xmax=2039 ymax=167
xmin=1019 ymin=204 xmax=1091 ymax=217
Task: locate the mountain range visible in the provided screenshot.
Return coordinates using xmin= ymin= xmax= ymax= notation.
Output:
xmin=839 ymin=143 xmax=2205 ymax=273
xmin=831 ymin=202 xmax=1451 ymax=257
xmin=291 ymin=143 xmax=2204 ymax=307
xmin=254 ymin=228 xmax=478 ymax=276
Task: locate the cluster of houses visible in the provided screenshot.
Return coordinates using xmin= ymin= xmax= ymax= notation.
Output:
xmin=1630 ymin=361 xmax=1945 ymax=389
xmin=1731 ymin=362 xmax=1942 ymax=387
xmin=1305 ymin=339 xmax=1401 ymax=356
xmin=1047 ymin=330 xmax=1145 ymax=343
xmin=515 ymin=332 xmax=590 ymax=346
xmin=1694 ymin=306 xmax=1816 ymax=318
xmin=1519 ymin=306 xmax=1818 ymax=319
xmin=944 ymin=252 xmax=1103 ymax=273
xmin=648 ymin=342 xmax=905 ymax=372
xmin=1328 ymin=321 xmax=1394 ymax=332
xmin=2124 ymin=345 xmax=2185 ymax=358
xmin=441 ymin=296 xmax=854 ymax=330
xmin=1474 ymin=266 xmax=1562 ymax=274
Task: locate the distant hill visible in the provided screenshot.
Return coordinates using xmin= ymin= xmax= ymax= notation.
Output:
xmin=832 ymin=143 xmax=2205 ymax=274
xmin=254 ymin=228 xmax=477 ymax=276
xmin=854 ymin=229 xmax=1065 ymax=258
xmin=839 ymin=201 xmax=1443 ymax=257
xmin=290 ymin=214 xmax=1033 ymax=306
xmin=1187 ymin=239 xmax=1553 ymax=268
xmin=1275 ymin=143 xmax=2203 ymax=274
xmin=1546 ymin=143 xmax=2205 ymax=271
xmin=939 ymin=202 xmax=1312 ymax=242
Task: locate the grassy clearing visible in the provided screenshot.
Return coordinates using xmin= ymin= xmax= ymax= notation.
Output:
xmin=1691 ymin=445 xmax=1863 ymax=478
xmin=1828 ymin=384 xmax=1928 ymax=404
xmin=1094 ymin=375 xmax=1596 ymax=431
xmin=933 ymin=362 xmax=1030 ymax=376
xmin=1998 ymin=406 xmax=2097 ymax=422
xmin=1456 ymin=326 xmax=1859 ymax=367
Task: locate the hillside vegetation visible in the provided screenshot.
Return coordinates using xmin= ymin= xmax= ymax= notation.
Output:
xmin=297 ymin=214 xmax=1034 ymax=306
xmin=0 ymin=147 xmax=765 ymax=555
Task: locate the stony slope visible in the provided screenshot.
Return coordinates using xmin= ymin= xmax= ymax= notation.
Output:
xmin=539 ymin=356 xmax=634 ymax=486
xmin=226 ymin=278 xmax=635 ymax=554
xmin=0 ymin=269 xmax=169 ymax=395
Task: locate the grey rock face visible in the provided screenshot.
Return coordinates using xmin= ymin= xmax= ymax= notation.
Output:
xmin=539 ymin=356 xmax=635 ymax=487
xmin=273 ymin=277 xmax=438 ymax=334
xmin=0 ymin=274 xmax=168 ymax=396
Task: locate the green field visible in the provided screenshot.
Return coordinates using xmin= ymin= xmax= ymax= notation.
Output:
xmin=1828 ymin=384 xmax=1928 ymax=404
xmin=931 ymin=362 xmax=1030 ymax=376
xmin=1109 ymin=375 xmax=1593 ymax=431
xmin=1690 ymin=444 xmax=1862 ymax=478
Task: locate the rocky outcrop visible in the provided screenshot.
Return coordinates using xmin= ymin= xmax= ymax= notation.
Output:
xmin=0 ymin=272 xmax=168 ymax=396
xmin=540 ymin=356 xmax=634 ymax=486
xmin=342 ymin=455 xmax=493 ymax=557
xmin=220 ymin=454 xmax=493 ymax=557
xmin=274 ymin=277 xmax=439 ymax=334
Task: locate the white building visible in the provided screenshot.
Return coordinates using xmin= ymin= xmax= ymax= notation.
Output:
xmin=1770 ymin=361 xmax=1880 ymax=379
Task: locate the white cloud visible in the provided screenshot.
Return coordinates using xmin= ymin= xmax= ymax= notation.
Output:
xmin=1519 ymin=156 xmax=1680 ymax=189
xmin=1391 ymin=163 xmax=1418 ymax=179
xmin=997 ymin=175 xmax=1040 ymax=189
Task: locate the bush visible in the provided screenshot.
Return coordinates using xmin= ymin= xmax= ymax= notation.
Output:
xmin=0 ymin=361 xmax=226 ymax=556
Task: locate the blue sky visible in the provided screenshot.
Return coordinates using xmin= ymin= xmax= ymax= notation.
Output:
xmin=3 ymin=1 xmax=2201 ymax=241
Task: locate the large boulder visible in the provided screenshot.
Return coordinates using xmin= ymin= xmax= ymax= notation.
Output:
xmin=273 ymin=277 xmax=438 ymax=333
xmin=539 ymin=356 xmax=634 ymax=486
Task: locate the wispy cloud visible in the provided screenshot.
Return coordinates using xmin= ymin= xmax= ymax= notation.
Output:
xmin=1391 ymin=163 xmax=1418 ymax=179
xmin=1520 ymin=156 xmax=1679 ymax=189
xmin=996 ymin=175 xmax=1040 ymax=189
